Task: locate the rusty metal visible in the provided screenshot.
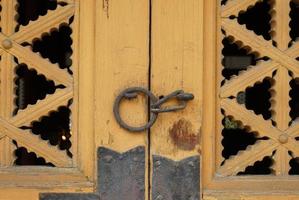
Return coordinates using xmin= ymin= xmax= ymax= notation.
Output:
xmin=40 ymin=146 xmax=146 ymax=200
xmin=152 ymin=155 xmax=200 ymax=200
xmin=98 ymin=146 xmax=145 ymax=200
xmin=40 ymin=194 xmax=99 ymax=200
xmin=113 ymin=87 xmax=194 ymax=132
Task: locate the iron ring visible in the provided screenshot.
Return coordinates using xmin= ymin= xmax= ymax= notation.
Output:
xmin=113 ymin=87 xmax=159 ymax=132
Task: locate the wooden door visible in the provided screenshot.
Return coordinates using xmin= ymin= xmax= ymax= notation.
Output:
xmin=203 ymin=0 xmax=299 ymax=199
xmin=3 ymin=0 xmax=299 ymax=200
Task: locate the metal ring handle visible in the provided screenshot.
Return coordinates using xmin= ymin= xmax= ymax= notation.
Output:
xmin=113 ymin=87 xmax=159 ymax=132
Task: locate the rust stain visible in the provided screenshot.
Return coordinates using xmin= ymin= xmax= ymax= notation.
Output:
xmin=169 ymin=118 xmax=199 ymax=151
xmin=103 ymin=0 xmax=109 ymax=19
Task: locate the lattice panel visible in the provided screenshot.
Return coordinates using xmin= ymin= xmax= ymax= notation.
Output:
xmin=218 ymin=0 xmax=299 ymax=176
xmin=0 ymin=0 xmax=76 ymax=168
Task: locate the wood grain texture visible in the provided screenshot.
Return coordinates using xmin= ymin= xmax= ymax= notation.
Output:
xmin=272 ymin=0 xmax=291 ymax=51
xmin=0 ymin=0 xmax=96 ymax=197
xmin=150 ymin=0 xmax=203 ymax=160
xmin=0 ymin=136 xmax=16 ymax=167
xmin=94 ymin=0 xmax=149 ymax=199
xmin=95 ymin=0 xmax=149 ymax=153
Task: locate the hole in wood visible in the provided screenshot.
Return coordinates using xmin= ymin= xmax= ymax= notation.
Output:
xmin=221 ymin=116 xmax=269 ymax=165
xmin=14 ymin=63 xmax=65 ymax=115
xmin=15 ymin=0 xmax=68 ymax=30
xmin=235 ymin=0 xmax=272 ymax=41
xmin=13 ymin=140 xmax=54 ymax=166
xmin=21 ymin=102 xmax=73 ymax=158
xmin=290 ymin=1 xmax=299 ymax=42
xmin=289 ymin=77 xmax=299 ymax=124
xmin=31 ymin=23 xmax=73 ymax=74
xmin=237 ymin=155 xmax=274 ymax=175
xmin=221 ymin=36 xmax=263 ymax=81
xmin=244 ymin=77 xmax=273 ymax=120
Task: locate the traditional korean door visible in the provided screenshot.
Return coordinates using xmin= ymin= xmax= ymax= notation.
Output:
xmin=203 ymin=0 xmax=299 ymax=199
xmin=2 ymin=0 xmax=299 ymax=200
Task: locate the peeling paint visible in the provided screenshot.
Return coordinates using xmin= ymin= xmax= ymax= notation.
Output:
xmin=169 ymin=118 xmax=199 ymax=150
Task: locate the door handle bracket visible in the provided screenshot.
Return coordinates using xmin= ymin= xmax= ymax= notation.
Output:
xmin=113 ymin=87 xmax=194 ymax=132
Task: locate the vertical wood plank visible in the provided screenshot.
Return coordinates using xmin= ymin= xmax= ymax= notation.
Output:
xmin=272 ymin=67 xmax=291 ymax=131
xmin=151 ymin=0 xmax=203 ymax=161
xmin=77 ymin=0 xmax=95 ymax=179
xmin=271 ymin=67 xmax=291 ymax=175
xmin=0 ymin=0 xmax=18 ymax=167
xmin=273 ymin=0 xmax=291 ymax=51
xmin=202 ymin=0 xmax=217 ymax=189
xmin=95 ymin=0 xmax=149 ymax=199
xmin=95 ymin=0 xmax=149 ymax=158
xmin=0 ymin=137 xmax=16 ymax=167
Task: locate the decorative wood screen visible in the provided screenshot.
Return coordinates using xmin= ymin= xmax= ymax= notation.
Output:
xmin=203 ymin=0 xmax=299 ymax=195
xmin=0 ymin=0 xmax=95 ymax=195
xmin=0 ymin=0 xmax=75 ymax=168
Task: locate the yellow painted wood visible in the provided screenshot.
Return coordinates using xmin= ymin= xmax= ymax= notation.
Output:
xmin=0 ymin=136 xmax=16 ymax=167
xmin=94 ymin=0 xmax=149 ymax=199
xmin=150 ymin=0 xmax=203 ymax=161
xmin=272 ymin=0 xmax=291 ymax=51
xmin=203 ymin=0 xmax=299 ymax=198
xmin=0 ymin=0 xmax=96 ymax=197
xmin=95 ymin=0 xmax=149 ymax=152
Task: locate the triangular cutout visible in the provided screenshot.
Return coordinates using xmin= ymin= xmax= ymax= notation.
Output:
xmin=221 ymin=116 xmax=269 ymax=163
xmin=221 ymin=35 xmax=264 ymax=81
xmin=289 ymin=151 xmax=299 ymax=175
xmin=13 ymin=141 xmax=54 ymax=166
xmin=232 ymin=0 xmax=272 ymax=41
xmin=16 ymin=0 xmax=68 ymax=28
xmin=237 ymin=155 xmax=274 ymax=175
xmin=290 ymin=78 xmax=299 ymax=124
xmin=21 ymin=103 xmax=72 ymax=158
xmin=221 ymin=0 xmax=229 ymax=6
xmin=236 ymin=77 xmax=273 ymax=120
xmin=14 ymin=63 xmax=65 ymax=114
xmin=290 ymin=1 xmax=299 ymax=42
xmin=31 ymin=24 xmax=73 ymax=74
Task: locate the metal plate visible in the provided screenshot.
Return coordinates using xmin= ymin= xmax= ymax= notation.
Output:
xmin=40 ymin=194 xmax=99 ymax=200
xmin=152 ymin=155 xmax=200 ymax=200
xmin=40 ymin=146 xmax=146 ymax=200
xmin=98 ymin=146 xmax=146 ymax=200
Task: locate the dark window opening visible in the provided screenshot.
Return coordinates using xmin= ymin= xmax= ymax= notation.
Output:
xmin=221 ymin=116 xmax=269 ymax=165
xmin=244 ymin=78 xmax=273 ymax=120
xmin=231 ymin=0 xmax=272 ymax=41
xmin=13 ymin=141 xmax=54 ymax=166
xmin=14 ymin=63 xmax=65 ymax=115
xmin=32 ymin=24 xmax=73 ymax=74
xmin=290 ymin=1 xmax=299 ymax=42
xmin=221 ymin=36 xmax=263 ymax=81
xmin=237 ymin=155 xmax=274 ymax=175
xmin=21 ymin=102 xmax=73 ymax=158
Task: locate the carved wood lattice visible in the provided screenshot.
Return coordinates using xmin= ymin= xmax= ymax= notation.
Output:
xmin=0 ymin=0 xmax=75 ymax=168
xmin=218 ymin=0 xmax=299 ymax=176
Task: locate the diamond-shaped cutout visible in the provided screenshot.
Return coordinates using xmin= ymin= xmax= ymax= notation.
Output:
xmin=237 ymin=155 xmax=274 ymax=175
xmin=21 ymin=103 xmax=72 ymax=158
xmin=236 ymin=77 xmax=273 ymax=120
xmin=232 ymin=0 xmax=272 ymax=41
xmin=16 ymin=0 xmax=68 ymax=28
xmin=30 ymin=24 xmax=73 ymax=74
xmin=14 ymin=63 xmax=65 ymax=114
